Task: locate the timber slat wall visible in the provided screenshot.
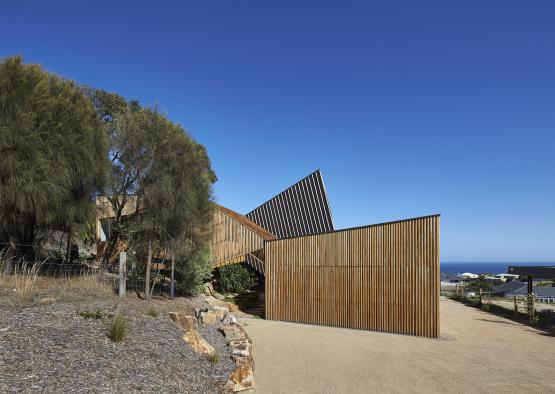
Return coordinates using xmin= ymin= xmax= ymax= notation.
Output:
xmin=265 ymin=215 xmax=440 ymax=338
xmin=210 ymin=208 xmax=266 ymax=267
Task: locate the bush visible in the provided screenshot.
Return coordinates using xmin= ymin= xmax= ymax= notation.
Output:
xmin=175 ymin=246 xmax=213 ymax=295
xmin=209 ymin=351 xmax=220 ymax=364
xmin=145 ymin=306 xmax=159 ymax=318
xmin=216 ymin=264 xmax=256 ymax=293
xmin=107 ymin=315 xmax=127 ymax=342
xmin=480 ymin=304 xmax=491 ymax=312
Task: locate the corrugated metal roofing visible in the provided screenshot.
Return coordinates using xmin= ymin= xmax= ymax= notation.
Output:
xmin=246 ymin=170 xmax=334 ymax=239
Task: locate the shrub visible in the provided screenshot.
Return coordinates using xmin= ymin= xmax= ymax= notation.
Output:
xmin=107 ymin=315 xmax=127 ymax=342
xmin=175 ymin=246 xmax=213 ymax=295
xmin=79 ymin=309 xmax=103 ymax=319
xmin=216 ymin=264 xmax=256 ymax=293
xmin=145 ymin=306 xmax=159 ymax=318
xmin=480 ymin=304 xmax=491 ymax=312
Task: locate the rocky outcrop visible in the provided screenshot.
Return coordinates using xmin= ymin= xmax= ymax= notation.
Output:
xmin=203 ymin=282 xmax=226 ymax=301
xmin=197 ymin=305 xmax=228 ymax=325
xmin=182 ymin=329 xmax=216 ymax=359
xmin=219 ymin=322 xmax=255 ymax=392
xmin=168 ymin=312 xmax=198 ymax=331
xmin=168 ymin=312 xmax=214 ymax=359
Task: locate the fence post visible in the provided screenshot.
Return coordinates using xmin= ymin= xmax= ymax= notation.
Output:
xmin=119 ymin=252 xmax=127 ymax=297
xmin=170 ymin=245 xmax=175 ymax=300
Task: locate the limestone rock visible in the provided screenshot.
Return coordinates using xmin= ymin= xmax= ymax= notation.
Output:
xmin=229 ymin=339 xmax=252 ymax=357
xmin=203 ymin=282 xmax=215 ymax=297
xmin=168 ymin=312 xmax=198 ymax=331
xmin=182 ymin=329 xmax=215 ymax=358
xmin=218 ymin=323 xmax=252 ymax=344
xmin=199 ymin=306 xmax=229 ymax=325
xmin=221 ymin=312 xmax=237 ymax=325
xmin=225 ymin=359 xmax=255 ymax=392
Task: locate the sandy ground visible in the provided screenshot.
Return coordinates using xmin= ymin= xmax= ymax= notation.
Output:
xmin=239 ymin=298 xmax=555 ymax=394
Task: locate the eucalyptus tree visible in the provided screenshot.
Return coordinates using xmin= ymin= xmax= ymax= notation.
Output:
xmin=0 ymin=56 xmax=105 ymax=260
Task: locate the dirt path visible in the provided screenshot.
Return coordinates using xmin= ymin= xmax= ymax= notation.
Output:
xmin=239 ymin=298 xmax=555 ymax=393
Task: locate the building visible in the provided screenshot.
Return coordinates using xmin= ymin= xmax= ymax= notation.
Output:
xmin=97 ymin=170 xmax=441 ymax=338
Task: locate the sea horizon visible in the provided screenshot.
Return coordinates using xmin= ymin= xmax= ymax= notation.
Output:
xmin=440 ymin=261 xmax=555 ymax=275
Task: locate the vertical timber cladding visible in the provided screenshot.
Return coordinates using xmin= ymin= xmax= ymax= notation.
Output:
xmin=265 ymin=215 xmax=440 ymax=338
xmin=210 ymin=205 xmax=276 ymax=268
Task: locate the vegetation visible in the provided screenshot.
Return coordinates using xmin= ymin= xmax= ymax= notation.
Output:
xmin=145 ymin=306 xmax=159 ymax=318
xmin=107 ymin=315 xmax=127 ymax=342
xmin=1 ymin=56 xmax=217 ymax=302
xmin=0 ymin=56 xmax=106 ymax=261
xmin=216 ymin=264 xmax=256 ymax=293
xmin=208 ymin=350 xmax=220 ymax=364
xmin=79 ymin=309 xmax=103 ymax=319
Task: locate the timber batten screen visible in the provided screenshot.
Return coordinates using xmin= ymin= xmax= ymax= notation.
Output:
xmin=264 ymin=215 xmax=440 ymax=338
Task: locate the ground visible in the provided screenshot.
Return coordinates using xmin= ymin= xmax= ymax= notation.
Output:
xmin=0 ymin=296 xmax=234 ymax=393
xmin=240 ymin=297 xmax=555 ymax=394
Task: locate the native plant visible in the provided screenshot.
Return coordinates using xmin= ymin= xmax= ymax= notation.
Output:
xmin=0 ymin=56 xmax=106 ymax=260
xmin=216 ymin=264 xmax=256 ymax=293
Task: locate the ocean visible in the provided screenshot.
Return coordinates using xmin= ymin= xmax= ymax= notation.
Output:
xmin=440 ymin=262 xmax=555 ymax=275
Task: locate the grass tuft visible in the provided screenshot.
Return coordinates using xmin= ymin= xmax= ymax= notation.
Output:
xmin=107 ymin=315 xmax=127 ymax=342
xmin=145 ymin=306 xmax=159 ymax=318
xmin=79 ymin=309 xmax=103 ymax=319
xmin=208 ymin=351 xmax=220 ymax=364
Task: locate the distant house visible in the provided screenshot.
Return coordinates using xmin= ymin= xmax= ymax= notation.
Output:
xmin=504 ymin=285 xmax=555 ymax=303
xmin=441 ymin=272 xmax=463 ymax=284
xmin=491 ymin=281 xmax=526 ymax=297
xmin=461 ymin=272 xmax=479 ymax=279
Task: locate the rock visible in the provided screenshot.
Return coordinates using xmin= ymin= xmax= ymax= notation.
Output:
xmin=199 ymin=306 xmax=229 ymax=325
xmin=221 ymin=312 xmax=237 ymax=325
xmin=203 ymin=282 xmax=215 ymax=297
xmin=168 ymin=312 xmax=198 ymax=331
xmin=225 ymin=359 xmax=255 ymax=392
xmin=182 ymin=329 xmax=215 ymax=359
xmin=218 ymin=323 xmax=252 ymax=344
xmin=229 ymin=339 xmax=251 ymax=357
xmin=214 ymin=292 xmax=226 ymax=301
xmin=225 ymin=302 xmax=239 ymax=312
xmin=232 ymin=355 xmax=255 ymax=372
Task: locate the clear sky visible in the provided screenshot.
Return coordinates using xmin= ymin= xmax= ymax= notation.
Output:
xmin=2 ymin=1 xmax=554 ymax=262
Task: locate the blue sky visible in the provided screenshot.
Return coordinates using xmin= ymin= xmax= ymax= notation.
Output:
xmin=2 ymin=1 xmax=554 ymax=262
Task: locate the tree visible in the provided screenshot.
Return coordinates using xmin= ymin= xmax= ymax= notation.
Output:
xmin=0 ymin=56 xmax=106 ymax=260
xmin=131 ymin=109 xmax=216 ymax=299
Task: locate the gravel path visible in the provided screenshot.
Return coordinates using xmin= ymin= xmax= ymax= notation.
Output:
xmin=0 ymin=298 xmax=234 ymax=393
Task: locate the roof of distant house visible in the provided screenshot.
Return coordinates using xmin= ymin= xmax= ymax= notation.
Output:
xmin=505 ymin=285 xmax=555 ymax=298
xmin=441 ymin=272 xmax=462 ymax=282
xmin=491 ymin=281 xmax=526 ymax=295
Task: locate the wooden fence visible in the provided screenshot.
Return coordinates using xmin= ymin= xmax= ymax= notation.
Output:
xmin=264 ymin=215 xmax=440 ymax=338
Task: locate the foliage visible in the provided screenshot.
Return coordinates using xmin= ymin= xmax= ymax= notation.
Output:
xmin=107 ymin=315 xmax=127 ymax=342
xmin=524 ymin=294 xmax=539 ymax=324
xmin=0 ymin=56 xmax=106 ymax=260
xmin=79 ymin=309 xmax=103 ymax=319
xmin=480 ymin=303 xmax=490 ymax=312
xmin=216 ymin=264 xmax=256 ymax=293
xmin=145 ymin=306 xmax=159 ymax=318
xmin=175 ymin=244 xmax=213 ymax=295
xmin=208 ymin=350 xmax=220 ymax=364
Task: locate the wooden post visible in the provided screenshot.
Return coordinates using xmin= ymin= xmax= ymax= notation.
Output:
xmin=119 ymin=251 xmax=127 ymax=297
xmin=170 ymin=241 xmax=175 ymax=300
xmin=513 ymin=295 xmax=518 ymax=317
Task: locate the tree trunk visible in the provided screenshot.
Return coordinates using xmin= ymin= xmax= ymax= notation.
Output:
xmin=65 ymin=228 xmax=72 ymax=263
xmin=144 ymin=239 xmax=153 ymax=300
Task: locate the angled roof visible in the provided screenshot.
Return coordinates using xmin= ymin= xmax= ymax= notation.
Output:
xmin=506 ymin=286 xmax=555 ymax=298
xmin=246 ymin=170 xmax=334 ymax=239
xmin=441 ymin=272 xmax=463 ymax=282
xmin=492 ymin=281 xmax=526 ymax=295
xmin=214 ymin=204 xmax=276 ymax=241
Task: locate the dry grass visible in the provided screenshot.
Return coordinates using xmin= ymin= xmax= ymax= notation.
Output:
xmin=1 ymin=256 xmax=115 ymax=308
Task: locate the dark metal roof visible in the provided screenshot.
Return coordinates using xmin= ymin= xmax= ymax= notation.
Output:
xmin=507 ymin=266 xmax=555 ymax=279
xmin=491 ymin=281 xmax=527 ymax=295
xmin=506 ymin=286 xmax=555 ymax=298
xmin=246 ymin=170 xmax=334 ymax=239
xmin=441 ymin=272 xmax=463 ymax=282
